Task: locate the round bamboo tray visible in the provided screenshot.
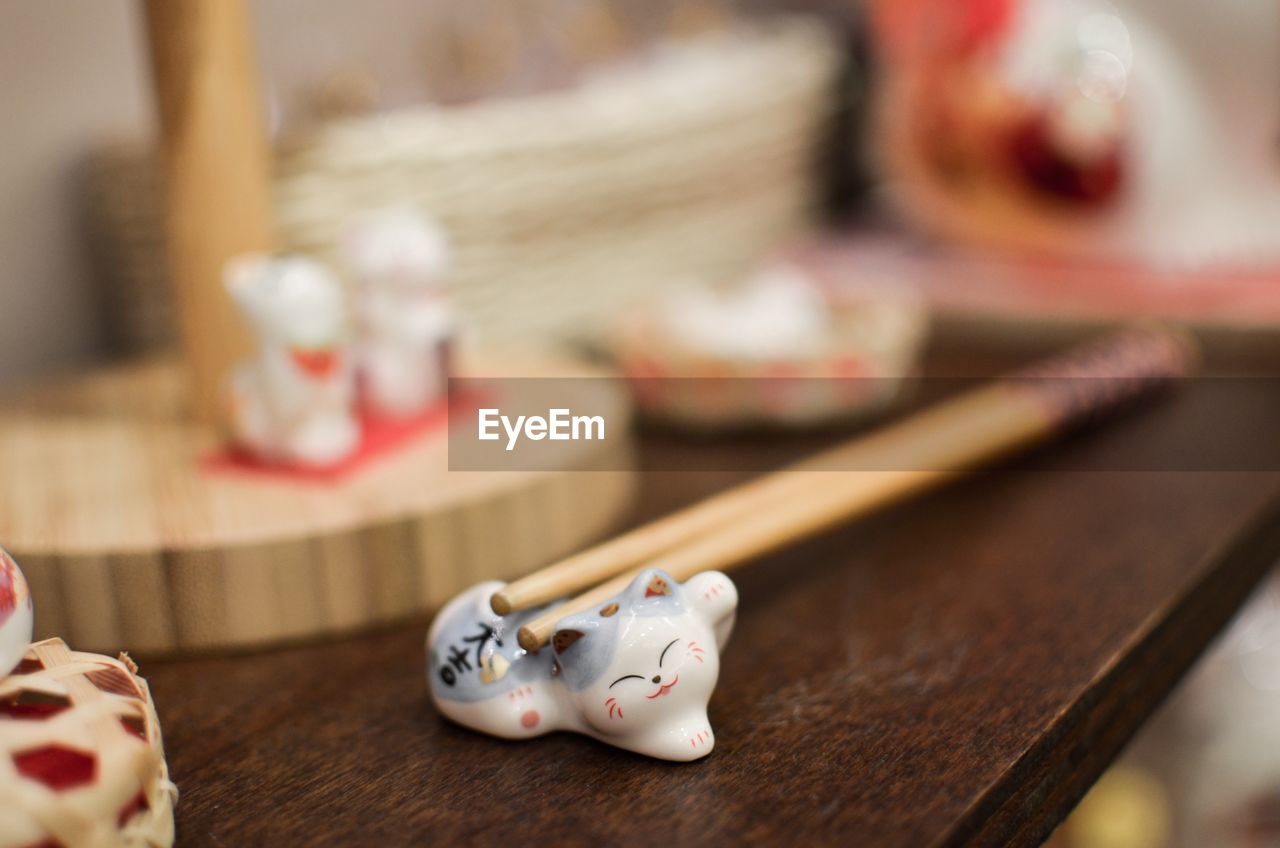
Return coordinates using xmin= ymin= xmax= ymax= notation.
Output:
xmin=0 ymin=357 xmax=635 ymax=656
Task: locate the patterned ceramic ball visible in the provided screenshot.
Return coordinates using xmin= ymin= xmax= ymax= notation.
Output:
xmin=0 ymin=548 xmax=33 ymax=678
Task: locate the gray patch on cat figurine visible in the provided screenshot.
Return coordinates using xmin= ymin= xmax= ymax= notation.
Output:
xmin=429 ymin=594 xmax=551 ymax=704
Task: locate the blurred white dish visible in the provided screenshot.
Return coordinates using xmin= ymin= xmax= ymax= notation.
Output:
xmin=612 ymin=262 xmax=929 ymax=429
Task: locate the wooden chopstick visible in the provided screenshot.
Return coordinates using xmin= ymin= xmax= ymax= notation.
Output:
xmin=494 ymin=356 xmax=1070 ymax=615
xmin=489 ymin=469 xmax=820 ymax=614
xmin=513 ymin=388 xmax=1035 ymax=650
xmin=507 ymin=327 xmax=1195 ymax=651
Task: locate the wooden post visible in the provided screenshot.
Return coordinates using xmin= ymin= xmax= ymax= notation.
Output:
xmin=143 ymin=0 xmax=276 ymax=423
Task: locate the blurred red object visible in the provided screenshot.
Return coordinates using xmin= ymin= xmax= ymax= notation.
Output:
xmin=873 ymin=0 xmax=1127 ymax=227
xmin=868 ymin=0 xmax=1280 ymax=269
xmin=872 ymin=0 xmax=1015 ymax=62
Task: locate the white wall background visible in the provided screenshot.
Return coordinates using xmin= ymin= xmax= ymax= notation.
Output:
xmin=0 ymin=0 xmax=441 ymax=387
xmin=0 ymin=2 xmax=153 ymax=386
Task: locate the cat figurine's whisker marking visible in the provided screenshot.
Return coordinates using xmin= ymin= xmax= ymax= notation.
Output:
xmin=427 ymin=568 xmax=738 ymax=761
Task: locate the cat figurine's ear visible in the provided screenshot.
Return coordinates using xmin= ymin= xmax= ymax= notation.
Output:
xmin=552 ymin=628 xmax=585 ymax=655
xmin=550 ymin=608 xmax=617 ymax=693
xmin=616 ymin=567 xmax=736 ymax=643
xmin=618 ymin=568 xmax=686 ymax=613
xmin=637 ymin=571 xmax=674 ymax=598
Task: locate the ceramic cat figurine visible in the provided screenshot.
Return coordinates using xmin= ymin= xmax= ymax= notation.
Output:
xmin=224 ymin=254 xmax=360 ymax=468
xmin=0 ymin=547 xmax=33 ymax=677
xmin=345 ymin=209 xmax=456 ymax=419
xmin=427 ymin=568 xmax=738 ymax=761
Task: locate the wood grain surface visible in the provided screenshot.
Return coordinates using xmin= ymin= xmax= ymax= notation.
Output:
xmin=136 ymin=345 xmax=1280 ymax=846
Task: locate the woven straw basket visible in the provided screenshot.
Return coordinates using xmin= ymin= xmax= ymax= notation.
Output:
xmin=86 ymin=18 xmax=840 ymax=354
xmin=0 ymin=639 xmax=176 ymax=848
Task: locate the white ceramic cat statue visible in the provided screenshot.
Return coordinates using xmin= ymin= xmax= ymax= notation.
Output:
xmin=0 ymin=547 xmax=33 ymax=677
xmin=345 ymin=209 xmax=455 ymax=419
xmin=427 ymin=568 xmax=738 ymax=761
xmin=224 ymin=254 xmax=360 ymax=468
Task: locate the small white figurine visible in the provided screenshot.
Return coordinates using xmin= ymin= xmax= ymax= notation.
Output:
xmin=0 ymin=548 xmax=33 ymax=677
xmin=658 ymin=265 xmax=831 ymax=363
xmin=224 ymin=254 xmax=360 ymax=468
xmin=428 ymin=568 xmax=738 ymax=761
xmin=345 ymin=209 xmax=455 ymax=419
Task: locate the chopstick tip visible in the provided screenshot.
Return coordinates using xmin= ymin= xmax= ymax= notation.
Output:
xmin=517 ymin=626 xmax=542 ymax=653
xmin=489 ymin=591 xmax=513 ymax=616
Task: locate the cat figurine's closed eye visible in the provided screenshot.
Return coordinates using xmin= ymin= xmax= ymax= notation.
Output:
xmin=427 ymin=568 xmax=738 ymax=761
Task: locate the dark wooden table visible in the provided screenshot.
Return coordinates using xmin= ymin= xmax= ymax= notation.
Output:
xmin=142 ymin=344 xmax=1280 ymax=847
